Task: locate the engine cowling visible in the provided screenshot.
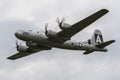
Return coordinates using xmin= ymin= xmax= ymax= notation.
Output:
xmin=60 ymin=23 xmax=71 ymax=30
xmin=46 ymin=30 xmax=58 ymax=38
xmin=17 ymin=43 xmax=29 ymax=52
xmin=26 ymin=41 xmax=38 ymax=48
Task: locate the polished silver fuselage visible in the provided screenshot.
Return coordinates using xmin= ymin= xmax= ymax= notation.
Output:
xmin=15 ymin=30 xmax=107 ymax=52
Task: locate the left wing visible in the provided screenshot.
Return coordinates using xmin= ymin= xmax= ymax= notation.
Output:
xmin=57 ymin=9 xmax=109 ymax=40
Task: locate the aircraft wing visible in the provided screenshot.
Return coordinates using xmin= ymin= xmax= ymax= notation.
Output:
xmin=7 ymin=50 xmax=42 ymax=60
xmin=58 ymin=9 xmax=109 ymax=40
xmin=7 ymin=52 xmax=35 ymax=60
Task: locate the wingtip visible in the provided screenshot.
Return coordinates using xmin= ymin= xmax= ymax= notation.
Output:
xmin=7 ymin=57 xmax=15 ymax=60
xmin=111 ymin=40 xmax=116 ymax=43
xmin=101 ymin=9 xmax=109 ymax=13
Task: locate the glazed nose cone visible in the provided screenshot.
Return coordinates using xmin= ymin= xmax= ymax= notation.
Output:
xmin=15 ymin=30 xmax=23 ymax=37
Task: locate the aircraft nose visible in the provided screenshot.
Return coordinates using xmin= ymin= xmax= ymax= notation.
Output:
xmin=15 ymin=30 xmax=23 ymax=37
xmin=15 ymin=32 xmax=18 ymax=36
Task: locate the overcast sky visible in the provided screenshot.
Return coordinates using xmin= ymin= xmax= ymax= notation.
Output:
xmin=0 ymin=0 xmax=119 ymax=80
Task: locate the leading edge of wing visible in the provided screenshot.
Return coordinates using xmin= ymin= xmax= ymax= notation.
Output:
xmin=7 ymin=52 xmax=37 ymax=60
xmin=58 ymin=9 xmax=109 ymax=38
xmin=71 ymin=9 xmax=109 ymax=32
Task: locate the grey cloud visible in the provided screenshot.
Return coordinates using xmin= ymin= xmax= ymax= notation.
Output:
xmin=0 ymin=0 xmax=119 ymax=80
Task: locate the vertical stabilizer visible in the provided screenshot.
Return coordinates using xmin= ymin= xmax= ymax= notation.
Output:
xmin=88 ymin=29 xmax=103 ymax=45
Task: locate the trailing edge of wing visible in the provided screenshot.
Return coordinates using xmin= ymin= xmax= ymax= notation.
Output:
xmin=58 ymin=9 xmax=109 ymax=38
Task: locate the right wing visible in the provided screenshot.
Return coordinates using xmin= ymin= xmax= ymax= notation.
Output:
xmin=7 ymin=44 xmax=52 ymax=60
xmin=57 ymin=9 xmax=109 ymax=42
xmin=7 ymin=50 xmax=42 ymax=60
xmin=7 ymin=52 xmax=37 ymax=60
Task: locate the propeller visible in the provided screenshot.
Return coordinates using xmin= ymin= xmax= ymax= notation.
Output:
xmin=56 ymin=17 xmax=65 ymax=28
xmin=45 ymin=23 xmax=48 ymax=35
xmin=16 ymin=39 xmax=19 ymax=51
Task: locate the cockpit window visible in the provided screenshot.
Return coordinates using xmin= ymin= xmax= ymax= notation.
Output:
xmin=23 ymin=32 xmax=29 ymax=36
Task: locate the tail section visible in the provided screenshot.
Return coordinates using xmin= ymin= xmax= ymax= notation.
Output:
xmin=83 ymin=29 xmax=115 ymax=54
xmin=95 ymin=40 xmax=115 ymax=48
xmin=88 ymin=29 xmax=103 ymax=45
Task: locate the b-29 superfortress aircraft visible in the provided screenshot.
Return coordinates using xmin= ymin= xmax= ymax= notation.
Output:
xmin=7 ymin=9 xmax=115 ymax=60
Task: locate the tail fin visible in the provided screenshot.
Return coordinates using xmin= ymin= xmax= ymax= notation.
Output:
xmin=88 ymin=29 xmax=103 ymax=45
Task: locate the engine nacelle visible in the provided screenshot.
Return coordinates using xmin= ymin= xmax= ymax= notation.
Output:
xmin=17 ymin=43 xmax=29 ymax=52
xmin=26 ymin=41 xmax=38 ymax=48
xmin=46 ymin=30 xmax=58 ymax=38
xmin=26 ymin=41 xmax=52 ymax=50
xmin=60 ymin=23 xmax=71 ymax=30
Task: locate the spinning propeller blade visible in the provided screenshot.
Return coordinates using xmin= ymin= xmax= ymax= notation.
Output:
xmin=16 ymin=39 xmax=19 ymax=51
xmin=45 ymin=23 xmax=48 ymax=35
xmin=56 ymin=17 xmax=65 ymax=28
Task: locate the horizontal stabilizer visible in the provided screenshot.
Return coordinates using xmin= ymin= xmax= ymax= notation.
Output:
xmin=83 ymin=50 xmax=94 ymax=55
xmin=95 ymin=40 xmax=115 ymax=48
